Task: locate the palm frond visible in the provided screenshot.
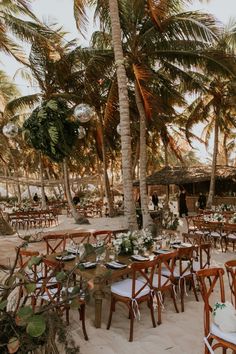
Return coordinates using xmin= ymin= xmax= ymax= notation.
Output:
xmin=4 ymin=94 xmax=41 ymax=119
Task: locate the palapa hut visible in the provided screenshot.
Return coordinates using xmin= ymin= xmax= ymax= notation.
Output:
xmin=134 ymin=165 xmax=236 ymax=211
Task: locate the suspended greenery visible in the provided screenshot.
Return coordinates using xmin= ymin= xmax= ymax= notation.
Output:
xmin=23 ymin=98 xmax=79 ymax=162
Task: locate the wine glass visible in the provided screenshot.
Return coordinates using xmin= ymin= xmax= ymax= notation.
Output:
xmin=114 ymin=244 xmax=120 ymax=261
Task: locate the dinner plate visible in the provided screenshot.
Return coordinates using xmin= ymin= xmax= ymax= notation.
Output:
xmin=181 ymin=242 xmax=192 ymax=247
xmin=153 ymin=249 xmax=172 ymax=254
xmin=66 ymin=247 xmax=80 ymax=254
xmin=105 ymin=261 xmax=127 ymax=270
xmin=56 ymin=254 xmax=76 ymax=261
xmin=131 ymin=255 xmax=149 ymax=262
xmin=79 ymin=262 xmax=97 ymax=269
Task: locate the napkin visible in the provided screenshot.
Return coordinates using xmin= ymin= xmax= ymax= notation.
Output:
xmin=131 ymin=255 xmax=149 ymax=261
xmin=106 ymin=261 xmax=127 ymax=269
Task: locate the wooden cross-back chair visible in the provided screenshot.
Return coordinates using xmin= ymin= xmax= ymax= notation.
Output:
xmin=223 ymin=223 xmax=236 ymax=252
xmin=43 ymin=233 xmax=68 ymax=254
xmin=67 ymin=231 xmax=91 ymax=245
xmin=225 ymin=260 xmax=236 ymax=308
xmin=182 ymin=232 xmax=204 ymax=246
xmin=193 ymin=243 xmax=211 ymax=273
xmin=163 ymin=246 xmax=199 ymax=312
xmin=107 ymin=259 xmax=156 ymax=342
xmin=154 ymin=251 xmax=179 ymax=325
xmin=197 ymin=267 xmax=236 ymax=354
xmin=91 ymin=230 xmax=113 ymax=245
xmin=16 ymin=248 xmax=40 ymax=311
xmin=41 ymin=257 xmax=88 ymax=340
xmin=205 ymin=222 xmax=225 ymax=251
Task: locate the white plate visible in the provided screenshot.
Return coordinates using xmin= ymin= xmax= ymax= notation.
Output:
xmin=131 ymin=255 xmax=149 ymax=261
xmin=106 ymin=261 xmax=127 ymax=269
xmin=56 ymin=254 xmax=76 ymax=261
xmin=79 ymin=262 xmax=97 ymax=269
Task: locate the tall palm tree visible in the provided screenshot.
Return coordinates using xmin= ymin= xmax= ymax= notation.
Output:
xmin=74 ymin=0 xmax=138 ymax=229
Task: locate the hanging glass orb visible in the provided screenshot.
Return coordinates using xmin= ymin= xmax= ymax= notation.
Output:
xmin=77 ymin=126 xmax=86 ymax=139
xmin=116 ymin=124 xmax=121 ymax=135
xmin=2 ymin=123 xmax=18 ymax=138
xmin=74 ymin=103 xmax=95 ymax=123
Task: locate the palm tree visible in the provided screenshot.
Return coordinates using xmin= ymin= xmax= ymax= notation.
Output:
xmin=74 ymin=0 xmax=138 ymax=229
xmin=0 ymin=0 xmax=56 ymax=63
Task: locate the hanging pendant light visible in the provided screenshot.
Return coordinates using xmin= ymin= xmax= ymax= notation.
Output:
xmin=74 ymin=103 xmax=95 ymax=123
xmin=2 ymin=123 xmax=18 ymax=138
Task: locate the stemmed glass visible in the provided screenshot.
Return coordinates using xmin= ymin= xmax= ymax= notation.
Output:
xmin=114 ymin=244 xmax=120 ymax=261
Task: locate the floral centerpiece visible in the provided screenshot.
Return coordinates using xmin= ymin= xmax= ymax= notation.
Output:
xmin=204 ymin=213 xmax=225 ymax=222
xmin=216 ymin=204 xmax=235 ymax=212
xmin=113 ymin=229 xmax=154 ymax=255
xmin=229 ymin=213 xmax=236 ymax=224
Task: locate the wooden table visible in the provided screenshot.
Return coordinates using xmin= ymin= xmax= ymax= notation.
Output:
xmin=54 ymin=253 xmax=133 ymax=328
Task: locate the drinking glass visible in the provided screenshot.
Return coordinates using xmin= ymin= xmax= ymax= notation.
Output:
xmin=133 ymin=247 xmax=139 ymax=255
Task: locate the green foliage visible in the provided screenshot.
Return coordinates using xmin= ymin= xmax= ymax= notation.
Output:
xmin=23 ymin=98 xmax=79 ymax=162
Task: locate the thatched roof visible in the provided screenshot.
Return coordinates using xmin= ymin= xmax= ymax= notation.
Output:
xmin=134 ymin=165 xmax=236 ymax=186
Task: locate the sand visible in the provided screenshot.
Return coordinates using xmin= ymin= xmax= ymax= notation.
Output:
xmin=0 ymin=214 xmax=235 ymax=354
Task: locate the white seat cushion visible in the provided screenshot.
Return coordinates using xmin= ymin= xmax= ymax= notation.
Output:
xmin=193 ymin=260 xmax=201 ymax=272
xmin=152 ymin=275 xmax=171 ymax=288
xmin=111 ymin=278 xmax=150 ymax=298
xmin=210 ymin=232 xmax=220 ymax=238
xmin=161 ymin=262 xmax=191 ymax=278
xmin=211 ymin=323 xmax=236 ymax=345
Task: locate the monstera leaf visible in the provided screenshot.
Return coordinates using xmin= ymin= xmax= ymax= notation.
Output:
xmin=23 ymin=98 xmax=79 ymax=162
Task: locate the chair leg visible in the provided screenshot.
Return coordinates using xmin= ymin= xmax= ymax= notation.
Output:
xmin=129 ymin=306 xmax=135 ymax=342
xmin=157 ymin=294 xmax=162 ymax=326
xmin=191 ymin=276 xmax=199 ymax=302
xmin=180 ymin=279 xmax=185 ymax=312
xmin=149 ymin=297 xmax=156 ymax=328
xmin=107 ymin=297 xmax=115 ymax=330
xmin=79 ymin=304 xmax=88 ymax=341
xmin=170 ymin=287 xmax=179 ymax=313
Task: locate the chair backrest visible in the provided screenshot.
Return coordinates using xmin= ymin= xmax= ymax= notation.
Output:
xmin=155 ymin=251 xmax=178 ymax=288
xmin=18 ymin=249 xmax=40 ymax=269
xmin=225 ymin=260 xmax=236 ymax=308
xmin=40 ymin=258 xmax=63 ymax=306
xmin=43 ymin=233 xmax=68 ymax=254
xmin=176 ymin=246 xmax=195 ymax=277
xmin=199 ymin=243 xmax=211 ymax=269
xmin=92 ymin=230 xmax=114 ymax=245
xmin=196 ymin=267 xmax=225 ymax=336
xmin=67 ymin=231 xmax=91 ymax=244
xmin=131 ymin=259 xmax=156 ymax=299
xmin=182 ymin=232 xmax=202 ymax=246
xmin=185 ymin=216 xmax=196 ymax=232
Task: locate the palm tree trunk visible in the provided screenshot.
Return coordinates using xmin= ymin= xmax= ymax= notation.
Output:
xmin=63 ymin=158 xmax=89 ymax=224
xmin=132 ymin=141 xmax=140 ymax=179
xmin=25 ymin=171 xmax=32 ymax=201
xmin=39 ymin=153 xmax=47 ymax=209
xmin=98 ymin=112 xmax=115 ymax=216
xmin=223 ymin=134 xmax=228 ymax=165
xmin=164 ymin=142 xmax=170 ymax=207
xmin=206 ymin=117 xmax=219 ymax=208
xmin=5 ymin=167 xmax=9 ymax=199
xmin=108 ymin=0 xmax=137 ymax=230
xmin=134 ymin=80 xmax=152 ymax=228
xmin=46 ymin=168 xmax=60 ymax=199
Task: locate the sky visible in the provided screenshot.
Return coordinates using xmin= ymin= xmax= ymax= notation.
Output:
xmin=1 ymin=0 xmax=236 ymax=161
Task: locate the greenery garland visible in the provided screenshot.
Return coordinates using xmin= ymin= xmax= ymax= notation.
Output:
xmin=23 ymin=99 xmax=79 ymax=162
